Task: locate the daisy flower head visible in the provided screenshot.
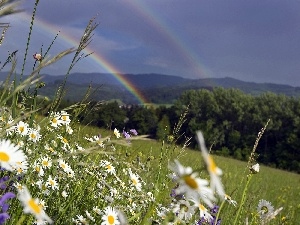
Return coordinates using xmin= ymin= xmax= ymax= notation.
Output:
xmin=46 ymin=175 xmax=59 ymax=190
xmin=60 ymin=111 xmax=71 ymax=125
xmin=169 ymin=160 xmax=215 ymax=208
xmin=33 ymin=53 xmax=42 ymax=61
xmin=172 ymin=199 xmax=195 ymax=221
xmin=15 ymin=121 xmax=29 ymax=136
xmin=224 ymin=194 xmax=237 ymax=207
xmin=196 ymin=131 xmax=225 ymax=198
xmin=129 ymin=170 xmax=142 ymax=191
xmin=17 ymin=186 xmax=53 ymax=224
xmin=113 ymin=128 xmax=120 ymax=138
xmin=257 ymin=199 xmax=274 ymax=221
xmin=100 ymin=160 xmax=116 ymax=174
xmin=40 ymin=157 xmax=52 ymax=169
xmin=49 ymin=112 xmax=63 ymax=128
xmin=101 ymin=206 xmax=120 ymax=225
xmin=28 ymin=128 xmax=41 ymax=142
xmin=0 ymin=139 xmax=27 ymax=171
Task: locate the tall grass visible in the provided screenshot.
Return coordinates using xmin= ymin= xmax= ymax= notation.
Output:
xmin=0 ymin=1 xmax=298 ymax=225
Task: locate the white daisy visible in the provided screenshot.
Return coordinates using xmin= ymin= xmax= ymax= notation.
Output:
xmin=257 ymin=199 xmax=274 ymax=221
xmin=129 ymin=170 xmax=142 ymax=191
xmin=46 ymin=176 xmax=59 ymax=190
xmin=0 ymin=139 xmax=27 ymax=171
xmin=28 ymin=128 xmax=41 ymax=142
xmin=101 ymin=206 xmax=120 ymax=225
xmin=17 ymin=186 xmax=53 ymax=224
xmin=114 ymin=128 xmax=120 ymax=138
xmin=196 ymin=131 xmax=225 ymax=198
xmin=169 ymin=160 xmax=215 ymax=208
xmin=15 ymin=121 xmax=29 ymax=136
xmin=60 ymin=111 xmax=71 ymax=125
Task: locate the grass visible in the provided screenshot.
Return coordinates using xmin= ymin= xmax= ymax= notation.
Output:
xmin=0 ymin=1 xmax=299 ymax=224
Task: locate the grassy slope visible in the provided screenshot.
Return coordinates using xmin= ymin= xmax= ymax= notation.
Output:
xmin=125 ymin=137 xmax=300 ymax=224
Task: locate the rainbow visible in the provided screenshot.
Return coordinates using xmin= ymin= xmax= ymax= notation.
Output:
xmin=18 ymin=12 xmax=149 ymax=104
xmin=127 ymin=1 xmax=214 ymax=84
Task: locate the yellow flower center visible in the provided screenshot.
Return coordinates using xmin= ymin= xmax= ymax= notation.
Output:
xmin=28 ymin=199 xmax=42 ymax=214
xmin=52 ymin=118 xmax=57 ymax=124
xmin=49 ymin=180 xmax=55 ymax=186
xmin=208 ymin=155 xmax=217 ymax=174
xmin=42 ymin=161 xmax=48 ymax=166
xmin=19 ymin=126 xmax=24 ymax=132
xmin=30 ymin=133 xmax=36 ymax=139
xmin=132 ymin=178 xmax=138 ymax=186
xmin=108 ymin=215 xmax=115 ymax=224
xmin=261 ymin=206 xmax=269 ymax=214
xmin=0 ymin=152 xmax=9 ymax=162
xmin=183 ymin=175 xmax=198 ymax=189
xmin=106 ymin=165 xmax=112 ymax=170
xmin=199 ymin=204 xmax=206 ymax=211
xmin=62 ymin=138 xmax=68 ymax=143
xmin=61 ymin=164 xmax=66 ymax=169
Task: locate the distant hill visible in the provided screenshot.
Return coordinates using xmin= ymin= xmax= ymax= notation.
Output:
xmin=1 ymin=72 xmax=300 ymax=104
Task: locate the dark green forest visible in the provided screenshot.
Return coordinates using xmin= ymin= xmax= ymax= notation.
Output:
xmin=76 ymin=87 xmax=300 ymax=173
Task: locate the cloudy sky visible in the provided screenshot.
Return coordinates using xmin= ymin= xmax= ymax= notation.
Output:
xmin=1 ymin=0 xmax=300 ymax=86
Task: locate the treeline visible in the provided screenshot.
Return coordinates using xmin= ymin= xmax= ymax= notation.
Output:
xmin=78 ymin=88 xmax=300 ymax=173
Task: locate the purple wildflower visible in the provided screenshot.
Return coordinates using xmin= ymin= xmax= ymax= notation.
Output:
xmin=0 ymin=192 xmax=15 ymax=212
xmin=210 ymin=205 xmax=219 ymax=214
xmin=0 ymin=213 xmax=10 ymax=224
xmin=130 ymin=129 xmax=138 ymax=136
xmin=123 ymin=130 xmax=131 ymax=139
xmin=0 ymin=177 xmax=9 ymax=190
xmin=210 ymin=216 xmax=221 ymax=225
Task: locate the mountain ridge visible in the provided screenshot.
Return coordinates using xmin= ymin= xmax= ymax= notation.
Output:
xmin=1 ymin=72 xmax=299 ymax=104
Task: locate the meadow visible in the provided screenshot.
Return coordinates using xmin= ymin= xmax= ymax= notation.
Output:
xmin=0 ymin=1 xmax=299 ymax=224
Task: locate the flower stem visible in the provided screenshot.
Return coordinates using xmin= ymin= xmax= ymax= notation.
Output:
xmin=233 ymin=174 xmax=253 ymax=225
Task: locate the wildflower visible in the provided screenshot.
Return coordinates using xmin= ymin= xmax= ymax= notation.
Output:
xmin=58 ymin=159 xmax=71 ymax=173
xmin=129 ymin=170 xmax=142 ymax=191
xmin=13 ymin=182 xmax=25 ymax=192
xmin=0 ymin=176 xmax=9 ymax=190
xmin=169 ymin=160 xmax=215 ymax=208
xmin=224 ymin=194 xmax=237 ymax=207
xmin=257 ymin=199 xmax=274 ymax=220
xmin=76 ymin=215 xmax=88 ymax=224
xmin=61 ymin=190 xmax=68 ymax=198
xmin=122 ymin=130 xmax=130 ymax=139
xmin=46 ymin=176 xmax=59 ymax=190
xmin=40 ymin=157 xmax=52 ymax=169
xmin=86 ymin=210 xmax=95 ymax=222
xmin=28 ymin=128 xmax=41 ymax=142
xmin=17 ymin=186 xmax=53 ymax=224
xmin=66 ymin=125 xmax=73 ymax=134
xmin=251 ymin=163 xmax=260 ymax=174
xmin=33 ymin=53 xmax=42 ymax=61
xmin=196 ymin=131 xmax=225 ymax=198
xmin=101 ymin=206 xmax=120 ymax=225
xmin=33 ymin=161 xmax=44 ymax=176
xmin=129 ymin=129 xmax=138 ymax=136
xmin=114 ymin=128 xmax=120 ymax=138
xmin=100 ymin=160 xmax=116 ymax=175
xmin=49 ymin=113 xmax=63 ymax=128
xmin=93 ymin=206 xmax=101 ymax=215
xmin=191 ymin=197 xmax=213 ymax=222
xmin=60 ymin=111 xmax=71 ymax=125
xmin=0 ymin=139 xmax=27 ymax=171
xmin=172 ymin=199 xmax=195 ymax=221
xmin=15 ymin=121 xmax=29 ymax=136
xmin=0 ymin=192 xmax=15 ymax=213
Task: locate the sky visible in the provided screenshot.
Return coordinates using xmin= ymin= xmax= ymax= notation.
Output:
xmin=1 ymin=0 xmax=300 ymax=86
